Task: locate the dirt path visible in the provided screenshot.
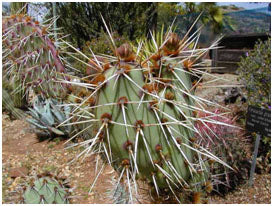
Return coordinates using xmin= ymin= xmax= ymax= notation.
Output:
xmin=2 ymin=73 xmax=271 ymax=204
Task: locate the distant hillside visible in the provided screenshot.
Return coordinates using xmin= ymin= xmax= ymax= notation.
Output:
xmin=221 ymin=4 xmax=245 ymax=13
xmin=223 ymin=7 xmax=271 ymax=34
xmin=175 ymin=7 xmax=270 ymax=47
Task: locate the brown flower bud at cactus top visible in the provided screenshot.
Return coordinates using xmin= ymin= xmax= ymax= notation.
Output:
xmin=163 ymin=33 xmax=180 ymax=56
xmin=142 ymin=83 xmax=158 ymax=93
xmin=151 ymin=53 xmax=162 ymax=62
xmin=115 ymin=43 xmax=135 ymax=62
xmin=165 ymin=91 xmax=175 ymax=100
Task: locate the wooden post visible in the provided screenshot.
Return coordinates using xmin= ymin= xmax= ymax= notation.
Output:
xmin=249 ymin=134 xmax=261 ymax=186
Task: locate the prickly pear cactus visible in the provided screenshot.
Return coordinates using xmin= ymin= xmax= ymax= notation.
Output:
xmin=2 ymin=14 xmax=69 ymax=99
xmin=23 ymin=176 xmax=70 ymax=204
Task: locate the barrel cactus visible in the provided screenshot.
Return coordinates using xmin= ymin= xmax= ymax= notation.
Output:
xmin=67 ymin=21 xmax=233 ymax=203
xmin=22 ymin=176 xmax=70 ymax=204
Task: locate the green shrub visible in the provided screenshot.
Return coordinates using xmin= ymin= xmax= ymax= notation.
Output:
xmin=83 ymin=31 xmax=129 ymax=55
xmin=237 ymin=38 xmax=271 ymax=172
xmin=71 ymin=31 xmax=129 ymax=76
xmin=237 ymin=38 xmax=271 ymax=108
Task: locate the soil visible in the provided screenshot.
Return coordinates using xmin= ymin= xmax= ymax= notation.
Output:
xmin=2 ymin=73 xmax=271 ymax=204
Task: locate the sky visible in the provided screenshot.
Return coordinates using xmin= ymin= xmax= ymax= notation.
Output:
xmin=217 ymin=2 xmax=269 ymax=10
xmin=2 ymin=1 xmax=270 ymax=19
xmin=2 ymin=2 xmax=270 ymax=10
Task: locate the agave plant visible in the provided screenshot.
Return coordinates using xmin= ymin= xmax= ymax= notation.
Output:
xmin=64 ymin=16 xmax=235 ymax=203
xmin=26 ymin=93 xmax=94 ymax=141
xmin=26 ymin=96 xmax=72 ymax=137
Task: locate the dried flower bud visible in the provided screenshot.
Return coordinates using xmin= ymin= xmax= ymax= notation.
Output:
xmin=163 ymin=33 xmax=180 ymax=56
xmin=115 ymin=43 xmax=135 ymax=62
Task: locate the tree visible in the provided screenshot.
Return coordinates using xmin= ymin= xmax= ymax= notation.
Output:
xmin=197 ymin=3 xmax=224 ymax=33
xmin=45 ymin=2 xmax=157 ymax=48
xmin=152 ymin=2 xmax=227 ymax=42
xmin=10 ymin=2 xmax=28 ymax=14
xmin=177 ymin=2 xmax=224 ymax=35
xmin=157 ymin=2 xmax=183 ymax=28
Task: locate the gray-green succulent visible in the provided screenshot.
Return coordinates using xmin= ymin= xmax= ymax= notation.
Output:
xmin=26 ymin=96 xmax=71 ymax=137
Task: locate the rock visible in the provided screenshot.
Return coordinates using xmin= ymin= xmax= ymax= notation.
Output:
xmin=58 ymin=176 xmax=68 ymax=181
xmin=224 ymin=87 xmax=241 ymax=104
xmin=224 ymin=87 xmax=247 ymax=104
xmin=9 ymin=167 xmax=29 ymax=178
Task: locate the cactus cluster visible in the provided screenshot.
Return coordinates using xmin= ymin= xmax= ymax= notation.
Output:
xmin=67 ymin=21 xmax=233 ymax=203
xmin=2 ymin=10 xmax=237 ymax=203
xmin=2 ymin=14 xmax=69 ymax=100
xmin=210 ymin=137 xmax=250 ymax=194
